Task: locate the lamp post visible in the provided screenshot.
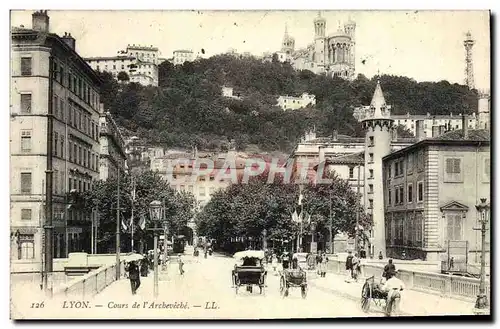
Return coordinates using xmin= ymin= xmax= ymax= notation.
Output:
xmin=310 ymin=221 xmax=317 ymax=254
xmin=473 ymin=198 xmax=490 ymax=315
xmin=262 ymin=229 xmax=267 ymax=251
xmin=149 ymin=200 xmax=164 ymax=298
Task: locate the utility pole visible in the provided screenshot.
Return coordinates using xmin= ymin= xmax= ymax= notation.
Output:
xmin=44 ymin=55 xmax=54 ymax=296
xmin=131 ymin=176 xmax=135 ymax=253
xmin=91 ymin=208 xmax=94 ymax=254
xmin=355 ymin=165 xmax=361 ymax=253
xmin=329 ymin=189 xmax=333 ymax=254
xmin=116 ymin=168 xmax=121 ymax=280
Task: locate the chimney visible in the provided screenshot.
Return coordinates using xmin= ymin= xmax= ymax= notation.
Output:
xmin=462 ymin=115 xmax=469 ymax=139
xmin=439 ymin=125 xmax=446 ymax=136
xmin=415 ymin=120 xmax=425 ymax=141
xmin=32 ymin=10 xmax=49 ymax=33
xmin=61 ymin=32 xmax=76 ymax=50
xmin=392 ymin=128 xmax=398 ymax=142
xmin=332 ymin=130 xmax=338 ymax=141
xmin=432 ymin=126 xmax=440 ymax=137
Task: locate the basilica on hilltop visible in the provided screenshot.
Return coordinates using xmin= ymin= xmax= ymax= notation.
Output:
xmin=279 ymin=12 xmax=356 ymax=80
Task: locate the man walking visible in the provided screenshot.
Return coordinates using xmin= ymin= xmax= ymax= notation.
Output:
xmin=383 ymin=259 xmax=396 ymax=280
xmin=127 ymin=261 xmax=141 ymax=295
xmin=345 ymin=251 xmax=354 ymax=282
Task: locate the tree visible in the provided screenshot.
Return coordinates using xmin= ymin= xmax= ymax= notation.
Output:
xmin=196 ymin=171 xmax=369 ymax=253
xmin=395 ymin=124 xmax=415 ymax=138
xmin=81 ymin=171 xmax=195 ymax=252
xmin=117 ymin=71 xmax=130 ymax=82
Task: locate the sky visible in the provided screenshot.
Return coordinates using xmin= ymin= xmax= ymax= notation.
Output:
xmin=10 ymin=10 xmax=490 ymax=90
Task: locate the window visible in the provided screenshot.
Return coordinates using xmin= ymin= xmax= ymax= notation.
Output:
xmin=368 ymin=199 xmax=373 ymax=209
xmin=20 ymin=235 xmax=35 ymax=259
xmin=368 ymin=184 xmax=373 ymax=193
xmin=20 ymin=172 xmax=32 ymax=194
xmin=394 ymin=162 xmax=399 ymax=176
xmin=407 ymin=183 xmax=413 ymax=203
xmin=388 ymin=189 xmax=392 ymax=205
xmin=445 ymin=157 xmax=462 ymax=182
xmin=199 ymin=187 xmax=206 ymax=196
xmin=369 ymin=153 xmax=374 ymax=163
xmin=200 ymin=176 xmax=206 ymax=182
xmin=60 ymin=136 xmax=64 ymax=158
xmin=417 ymin=150 xmax=424 ymax=171
xmin=20 ymin=94 xmax=32 ymax=113
xmin=209 ymin=176 xmax=215 ymax=181
xmin=21 ymin=130 xmax=32 ymax=152
xmin=349 ymin=167 xmax=354 ymax=179
xmin=445 ymin=213 xmax=463 ymax=241
xmin=188 ymin=185 xmax=193 ymax=193
xmin=407 ymin=153 xmax=414 ymax=173
xmin=60 ymin=99 xmax=65 ymax=120
xmin=73 ymin=144 xmax=77 ymax=163
xmin=54 ymin=132 xmax=58 ymax=156
xmin=21 ymin=209 xmax=32 ymax=221
xmin=369 ymin=136 xmax=374 ymax=146
xmin=395 ymin=187 xmax=399 ymax=204
xmin=21 ymin=57 xmax=32 ymax=76
xmin=399 ymin=187 xmax=404 ymax=204
xmin=369 ymin=169 xmax=373 ymax=179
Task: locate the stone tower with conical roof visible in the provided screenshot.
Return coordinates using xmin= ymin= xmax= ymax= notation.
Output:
xmin=362 ymin=80 xmax=394 ymax=258
xmin=281 ymin=24 xmax=295 ymax=55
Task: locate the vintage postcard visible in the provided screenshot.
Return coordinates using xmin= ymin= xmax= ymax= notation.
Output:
xmin=9 ymin=9 xmax=491 ymax=320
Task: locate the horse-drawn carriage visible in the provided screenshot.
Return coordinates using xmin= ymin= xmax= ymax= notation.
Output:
xmin=361 ymin=275 xmax=402 ymax=316
xmin=279 ymin=253 xmax=308 ymax=298
xmin=232 ymin=250 xmax=267 ymax=295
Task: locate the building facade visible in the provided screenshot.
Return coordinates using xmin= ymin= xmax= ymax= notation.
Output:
xmin=284 ymin=13 xmax=356 ymax=79
xmin=98 ymin=106 xmax=127 ymax=180
xmin=85 ymin=44 xmax=159 ymax=87
xmin=11 ymin=11 xmax=102 ymax=268
xmin=382 ymin=127 xmax=490 ymax=262
xmin=172 ymin=50 xmax=194 ymax=65
xmin=277 ymin=93 xmax=316 ymax=111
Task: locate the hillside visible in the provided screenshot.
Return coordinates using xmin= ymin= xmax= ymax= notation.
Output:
xmin=98 ymin=54 xmax=478 ymax=152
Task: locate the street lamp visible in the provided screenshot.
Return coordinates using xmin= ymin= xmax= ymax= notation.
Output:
xmin=310 ymin=221 xmax=317 ymax=253
xmin=149 ymin=200 xmax=164 ymax=298
xmin=473 ymin=198 xmax=490 ymax=315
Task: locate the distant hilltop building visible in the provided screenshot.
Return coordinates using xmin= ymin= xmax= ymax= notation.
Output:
xmin=172 ymin=50 xmax=194 ymax=65
xmin=277 ymin=93 xmax=316 ymax=111
xmin=85 ymin=44 xmax=159 ymax=86
xmin=221 ymin=86 xmax=242 ymax=100
xmin=278 ymin=12 xmax=356 ymax=80
xmin=353 ymin=89 xmax=491 ymax=136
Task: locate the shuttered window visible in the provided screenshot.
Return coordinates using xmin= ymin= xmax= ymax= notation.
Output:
xmin=446 ymin=213 xmax=463 ymax=241
xmin=20 ymin=173 xmax=32 ymax=194
xmin=20 ymin=94 xmax=32 ymax=113
xmin=21 ymin=57 xmax=32 ymax=76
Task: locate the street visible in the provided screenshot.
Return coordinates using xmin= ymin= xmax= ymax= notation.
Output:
xmin=85 ymin=253 xmax=384 ymax=319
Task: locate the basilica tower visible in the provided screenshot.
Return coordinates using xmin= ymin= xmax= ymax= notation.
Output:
xmin=362 ymin=80 xmax=394 ymax=257
xmin=281 ymin=24 xmax=295 ymax=55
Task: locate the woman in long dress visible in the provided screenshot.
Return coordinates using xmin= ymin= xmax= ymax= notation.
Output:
xmin=271 ymin=253 xmax=278 ymax=275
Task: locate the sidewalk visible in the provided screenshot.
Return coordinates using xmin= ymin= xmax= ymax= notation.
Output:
xmin=309 ymin=273 xmax=476 ymax=316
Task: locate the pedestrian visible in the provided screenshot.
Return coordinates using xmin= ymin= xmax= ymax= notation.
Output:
xmin=281 ymin=251 xmax=290 ymax=270
xmin=320 ymin=252 xmax=328 ymax=277
xmin=178 ymin=255 xmax=185 ymax=276
xmin=381 ymin=271 xmax=405 ymax=316
xmin=315 ymin=251 xmax=322 ymax=274
xmin=345 ymin=251 xmax=353 ymax=282
xmin=383 ymin=259 xmax=396 ymax=279
xmin=140 ymin=255 xmax=149 ymax=277
xmin=352 ymin=252 xmax=361 ymax=282
xmin=127 ymin=261 xmax=141 ymax=295
xmin=378 ymin=251 xmax=384 ymax=260
xmin=271 ymin=253 xmax=278 ymax=275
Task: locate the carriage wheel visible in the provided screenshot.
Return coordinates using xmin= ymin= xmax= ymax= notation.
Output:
xmin=361 ymin=282 xmax=371 ymax=313
xmin=280 ymin=277 xmax=286 ymax=297
xmin=301 ymin=285 xmax=308 ymax=299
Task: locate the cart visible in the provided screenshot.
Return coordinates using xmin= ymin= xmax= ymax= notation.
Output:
xmin=232 ymin=250 xmax=267 ymax=295
xmin=360 ymin=276 xmax=401 ymax=316
xmin=279 ymin=268 xmax=307 ymax=298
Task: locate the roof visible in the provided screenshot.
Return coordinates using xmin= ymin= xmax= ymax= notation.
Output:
xmin=11 ymin=27 xmax=102 ymax=86
xmin=383 ymin=129 xmax=490 ymax=161
xmin=433 ymin=129 xmax=490 ymax=141
xmin=173 ymin=49 xmax=193 ymax=53
xmin=84 ymin=56 xmax=136 ymax=61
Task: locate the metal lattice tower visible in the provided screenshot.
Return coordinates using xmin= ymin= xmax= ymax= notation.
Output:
xmin=464 ymin=31 xmax=475 ymax=90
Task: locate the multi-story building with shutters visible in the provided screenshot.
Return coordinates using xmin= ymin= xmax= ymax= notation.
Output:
xmin=11 ymin=11 xmax=102 ymax=269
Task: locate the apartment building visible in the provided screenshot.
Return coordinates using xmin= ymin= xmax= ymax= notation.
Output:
xmin=98 ymin=107 xmax=127 ymax=180
xmin=382 ymin=123 xmax=490 ymax=262
xmin=11 ymin=11 xmax=102 ymax=268
xmin=172 ymin=50 xmax=194 ymax=65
